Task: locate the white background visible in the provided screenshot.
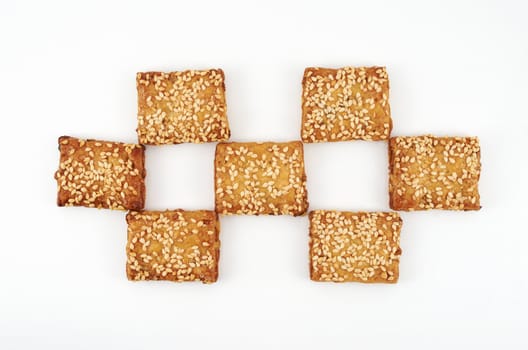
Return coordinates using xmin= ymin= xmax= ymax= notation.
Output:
xmin=1 ymin=0 xmax=527 ymax=348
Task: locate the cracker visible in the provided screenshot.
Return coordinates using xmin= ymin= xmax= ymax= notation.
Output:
xmin=214 ymin=141 xmax=308 ymax=215
xmin=301 ymin=66 xmax=391 ymax=142
xmin=389 ymin=135 xmax=481 ymax=211
xmin=309 ymin=211 xmax=402 ymax=283
xmin=136 ymin=69 xmax=230 ymax=145
xmin=126 ymin=210 xmax=220 ymax=283
xmin=55 ymin=136 xmax=146 ymax=210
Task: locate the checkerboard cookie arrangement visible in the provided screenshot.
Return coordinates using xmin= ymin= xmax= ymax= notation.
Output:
xmin=55 ymin=66 xmax=481 ymax=284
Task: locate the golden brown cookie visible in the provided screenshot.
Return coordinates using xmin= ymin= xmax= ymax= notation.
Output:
xmin=214 ymin=141 xmax=308 ymax=215
xmin=136 ymin=69 xmax=230 ymax=145
xmin=301 ymin=66 xmax=391 ymax=142
xmin=55 ymin=136 xmax=146 ymax=210
xmin=389 ymin=135 xmax=481 ymax=211
xmin=309 ymin=211 xmax=402 ymax=283
xmin=126 ymin=210 xmax=220 ymax=283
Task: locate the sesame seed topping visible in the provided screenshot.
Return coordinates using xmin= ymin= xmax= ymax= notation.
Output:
xmin=301 ymin=66 xmax=391 ymax=142
xmin=309 ymin=211 xmax=402 ymax=283
xmin=389 ymin=135 xmax=481 ymax=211
xmin=215 ymin=141 xmax=308 ymax=216
xmin=126 ymin=210 xmax=220 ymax=283
xmin=55 ymin=136 xmax=145 ymax=210
xmin=136 ymin=69 xmax=230 ymax=145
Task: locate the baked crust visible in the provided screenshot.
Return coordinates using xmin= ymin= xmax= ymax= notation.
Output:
xmin=214 ymin=141 xmax=308 ymax=215
xmin=55 ymin=136 xmax=146 ymax=210
xmin=126 ymin=210 xmax=220 ymax=283
xmin=301 ymin=66 xmax=391 ymax=142
xmin=389 ymin=135 xmax=481 ymax=211
xmin=136 ymin=69 xmax=230 ymax=145
xmin=309 ymin=211 xmax=402 ymax=283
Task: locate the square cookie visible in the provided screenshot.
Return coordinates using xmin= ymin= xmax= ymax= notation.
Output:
xmin=389 ymin=136 xmax=481 ymax=211
xmin=126 ymin=210 xmax=220 ymax=283
xmin=55 ymin=136 xmax=146 ymax=210
xmin=215 ymin=141 xmax=308 ymax=215
xmin=301 ymin=66 xmax=391 ymax=142
xmin=309 ymin=211 xmax=402 ymax=283
xmin=136 ymin=69 xmax=230 ymax=145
